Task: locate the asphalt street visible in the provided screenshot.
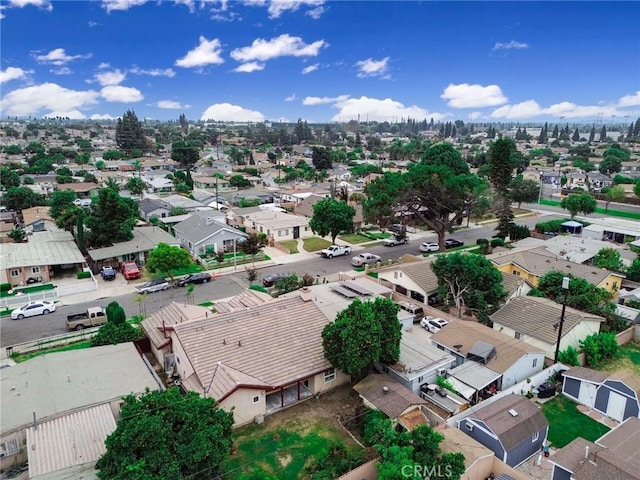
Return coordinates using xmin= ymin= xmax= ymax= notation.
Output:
xmin=0 ymin=213 xmax=561 ymax=348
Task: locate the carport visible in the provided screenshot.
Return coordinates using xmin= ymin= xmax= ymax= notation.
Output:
xmin=448 ymin=362 xmax=502 ymax=405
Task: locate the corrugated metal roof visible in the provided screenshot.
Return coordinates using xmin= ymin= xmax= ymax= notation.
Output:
xmin=26 ymin=403 xmax=116 ymax=478
xmin=0 ymin=230 xmax=85 ymax=269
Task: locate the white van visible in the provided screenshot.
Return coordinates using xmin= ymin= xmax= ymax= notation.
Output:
xmin=397 ymin=301 xmax=424 ymax=322
xmin=73 ymin=198 xmax=92 ymax=208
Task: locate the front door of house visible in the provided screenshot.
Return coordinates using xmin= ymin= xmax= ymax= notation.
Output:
xmin=293 ymin=226 xmax=300 ymax=239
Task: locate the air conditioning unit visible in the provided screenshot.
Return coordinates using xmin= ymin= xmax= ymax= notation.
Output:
xmin=437 ymin=368 xmax=447 ymax=376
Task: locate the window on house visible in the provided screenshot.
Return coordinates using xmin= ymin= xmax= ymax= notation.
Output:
xmin=324 ymin=368 xmax=336 ymax=383
xmin=532 ymin=431 xmax=539 ymax=442
xmin=0 ymin=439 xmax=20 ymax=457
xmin=533 ymin=358 xmax=538 ymax=368
xmin=252 ymin=395 xmax=260 ymax=404
xmin=31 ymin=267 xmax=40 ymax=274
xmin=278 ymin=229 xmax=288 ymax=237
xmin=465 ymin=423 xmax=474 ymax=432
xmin=10 ymin=269 xmax=19 ymax=277
xmin=394 ymin=272 xmax=398 ymax=279
xmin=418 ymin=376 xmax=423 ymax=383
xmin=512 ymin=270 xmax=520 ymax=276
xmin=515 ymin=332 xmax=522 ymax=340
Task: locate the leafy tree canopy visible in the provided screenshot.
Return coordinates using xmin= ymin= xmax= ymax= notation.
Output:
xmin=3 ymin=186 xmax=44 ymax=211
xmin=85 ymin=188 xmax=139 ymax=248
xmin=560 ymin=193 xmax=596 ymax=218
xmin=486 ymin=138 xmax=519 ymax=192
xmin=115 ymin=110 xmax=149 ymax=155
xmin=593 ymin=248 xmax=625 ymax=273
xmin=421 ymin=142 xmax=469 ymax=175
xmin=0 ymin=168 xmax=21 ymax=190
xmin=309 ymin=198 xmax=356 ymax=244
xmin=96 ymin=388 xmax=233 ymax=480
xmin=146 ymin=243 xmax=192 ymax=283
xmin=509 ymin=176 xmax=540 ymax=208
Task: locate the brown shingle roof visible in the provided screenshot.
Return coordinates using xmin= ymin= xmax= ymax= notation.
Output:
xmin=465 ymin=395 xmax=548 ymax=451
xmin=173 ymin=295 xmax=334 ymax=400
xmin=501 ymin=272 xmax=528 ymax=297
xmin=379 ymin=258 xmax=439 ymax=294
xmin=431 ymin=320 xmax=543 ymax=373
xmin=550 ymin=437 xmax=602 ymax=473
xmin=490 ymin=296 xmax=604 ymax=345
xmin=488 ymin=247 xmax=615 ymax=286
xmin=563 ymin=366 xmax=609 ymax=384
xmin=353 ymin=374 xmax=427 ymax=419
xmin=573 ymin=450 xmax=639 ymax=480
xmin=20 ymin=206 xmax=53 ymax=225
xmin=140 ymin=302 xmax=213 ymax=349
xmin=597 ymin=417 xmax=640 ymax=469
xmin=56 ymin=182 xmax=100 ymax=193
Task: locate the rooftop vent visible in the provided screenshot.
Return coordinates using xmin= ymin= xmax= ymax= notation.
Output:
xmin=508 ymin=409 xmax=518 ymax=417
xmin=382 ymin=386 xmax=389 ymax=394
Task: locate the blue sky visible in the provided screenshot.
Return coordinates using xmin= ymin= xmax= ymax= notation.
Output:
xmin=1 ymin=1 xmax=639 ymax=124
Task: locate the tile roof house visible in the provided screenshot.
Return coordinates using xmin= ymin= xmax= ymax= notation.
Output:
xmin=491 ymin=296 xmax=604 ymax=360
xmin=173 ymin=210 xmax=246 ymax=256
xmin=561 ymin=366 xmax=640 ymax=423
xmin=430 ymin=320 xmax=545 ymax=391
xmin=488 ymin=246 xmax=625 ymax=294
xmin=353 ymin=374 xmax=429 ymax=431
xmin=549 ymin=417 xmax=640 ymax=480
xmin=167 ymin=292 xmax=350 ymax=426
xmin=0 ymin=343 xmax=160 ymax=470
xmin=456 ymin=394 xmax=549 ymax=467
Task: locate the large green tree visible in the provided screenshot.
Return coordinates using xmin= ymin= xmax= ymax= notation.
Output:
xmin=363 ymin=172 xmax=404 ymax=229
xmin=3 ymin=187 xmax=43 ymax=210
xmin=115 ymin=110 xmax=148 ymax=156
xmin=96 ymin=388 xmax=233 ymax=480
xmin=50 ymin=189 xmax=78 ymax=218
xmin=593 ymin=248 xmax=624 ymax=273
xmin=486 ymin=139 xmax=519 ymax=238
xmin=604 ymin=185 xmax=626 ymax=212
xmin=431 ymin=252 xmax=507 ymax=321
xmin=560 ymin=193 xmax=597 ymax=218
xmin=311 ymin=146 xmax=332 ymax=170
xmin=146 ymin=243 xmax=192 ymax=283
xmin=125 ymin=177 xmax=146 ymax=196
xmin=309 ymin=198 xmax=356 ymax=244
xmin=0 ymin=168 xmax=20 ymax=190
xmin=85 ymin=188 xmax=139 ymax=248
xmin=322 ymin=298 xmax=401 ymax=380
xmin=170 ymin=141 xmax=200 ymax=166
xmin=509 ymin=176 xmax=540 ymax=208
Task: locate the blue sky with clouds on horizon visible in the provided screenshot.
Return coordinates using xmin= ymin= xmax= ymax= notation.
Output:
xmin=1 ymin=0 xmax=639 ymax=124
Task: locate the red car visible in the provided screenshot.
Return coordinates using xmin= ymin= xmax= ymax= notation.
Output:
xmin=121 ymin=262 xmax=141 ymax=280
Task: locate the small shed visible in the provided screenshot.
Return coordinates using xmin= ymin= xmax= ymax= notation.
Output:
xmin=560 ymin=220 xmax=583 ymax=235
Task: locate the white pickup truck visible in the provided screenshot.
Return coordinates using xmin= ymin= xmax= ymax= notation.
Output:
xmin=321 ymin=245 xmax=352 ymax=258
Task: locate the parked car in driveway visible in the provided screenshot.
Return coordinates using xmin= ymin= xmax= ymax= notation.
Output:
xmin=383 ymin=236 xmax=408 ymax=247
xmin=177 ymin=272 xmax=212 ymax=286
xmin=262 ymin=273 xmax=287 ymax=287
xmin=445 ymin=238 xmax=464 ymax=249
xmin=419 ymin=242 xmax=439 ymax=253
xmin=351 ymin=253 xmax=381 ymax=267
xmin=100 ymin=266 xmax=116 ymax=281
xmin=135 ymin=278 xmax=169 ymax=294
xmin=11 ymin=301 xmax=56 ymax=320
xmin=121 ymin=262 xmax=141 ymax=280
xmin=420 ymin=316 xmax=448 ymax=333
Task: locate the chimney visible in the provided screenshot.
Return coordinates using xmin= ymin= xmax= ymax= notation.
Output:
xmin=585 ymin=446 xmax=589 ymax=460
xmin=299 ymin=287 xmax=313 ymax=302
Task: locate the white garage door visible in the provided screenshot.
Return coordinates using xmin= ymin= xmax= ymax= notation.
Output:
xmin=578 ymin=382 xmax=597 ymax=407
xmin=606 ymin=391 xmax=627 ymax=422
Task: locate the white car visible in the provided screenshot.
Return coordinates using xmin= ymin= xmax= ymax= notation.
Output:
xmin=135 ymin=278 xmax=169 ymax=294
xmin=351 ymin=253 xmax=381 ymax=267
xmin=420 ymin=316 xmax=449 ymax=333
xmin=12 ymin=301 xmax=56 ymax=320
xmin=383 ymin=236 xmax=408 ymax=247
xmin=419 ymin=242 xmax=439 ymax=253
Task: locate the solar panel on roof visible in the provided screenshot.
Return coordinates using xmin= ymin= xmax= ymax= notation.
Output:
xmin=331 ymin=285 xmax=359 ymax=298
xmin=341 ymin=281 xmax=373 ymax=296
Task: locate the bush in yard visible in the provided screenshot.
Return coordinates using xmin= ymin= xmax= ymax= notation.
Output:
xmin=304 ymin=442 xmax=365 ymax=480
xmin=510 ymin=224 xmax=531 ymax=241
xmin=558 ymin=346 xmax=580 ymax=366
xmin=249 ymin=284 xmax=268 ymax=294
xmin=302 ymin=273 xmax=315 ymax=286
xmin=216 ymin=250 xmax=225 ymax=264
xmin=92 ymin=301 xmax=139 ymax=346
xmin=490 ymin=237 xmax=506 ymax=248
xmin=580 ymin=332 xmax=619 ymax=367
xmin=0 ymin=283 xmax=11 ymax=292
xmin=476 ymin=238 xmax=488 ymax=246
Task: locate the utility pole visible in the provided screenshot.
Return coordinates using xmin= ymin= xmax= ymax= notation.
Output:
xmin=554 ymin=277 xmax=571 ymax=363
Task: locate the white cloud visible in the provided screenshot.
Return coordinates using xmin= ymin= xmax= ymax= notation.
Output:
xmin=0 ymin=67 xmax=32 ymax=84
xmin=88 ymin=21 xmax=99 ymax=27
xmin=100 ymin=85 xmax=143 ymax=102
xmin=94 ymin=69 xmax=126 ymax=86
xmin=440 ymin=83 xmax=508 ymax=108
xmin=200 ymin=103 xmax=265 ymax=121
xmin=129 ymin=66 xmax=176 ymax=77
xmin=330 ymin=96 xmax=447 ymax=122
xmin=303 ymin=94 xmax=349 ymax=106
xmin=285 ymin=93 xmax=297 ymax=102
xmin=491 ymin=100 xmax=543 ymax=119
xmin=50 ymin=67 xmax=72 ymax=75
xmin=44 ymin=110 xmax=86 ymax=119
xmin=0 ymin=83 xmax=99 ymax=116
xmin=7 ymin=0 xmax=52 ymax=11
xmin=305 ymin=5 xmax=324 ymax=19
xmin=157 ymin=100 xmax=191 ymax=109
xmin=90 ymin=113 xmax=116 ymax=120
xmin=492 ymin=40 xmax=529 ymax=51
xmin=230 ymin=34 xmax=327 ymax=63
xmin=233 ymin=62 xmax=265 ymax=73
xmin=355 ymin=57 xmax=389 ymax=78
xmin=301 ymin=63 xmax=319 ymax=74
xmin=468 ymin=111 xmax=483 ymax=120
xmin=34 ymin=48 xmax=91 ymax=66
xmin=619 ymin=91 xmax=640 ymax=108
xmin=267 ymin=0 xmax=324 ymax=18
xmin=97 ymin=62 xmax=110 ymax=69
xmin=175 ymin=36 xmax=224 ymax=68
xmin=102 ymin=0 xmax=148 ymax=13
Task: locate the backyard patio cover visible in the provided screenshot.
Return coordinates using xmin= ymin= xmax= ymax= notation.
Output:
xmin=448 ymin=362 xmax=502 ymax=400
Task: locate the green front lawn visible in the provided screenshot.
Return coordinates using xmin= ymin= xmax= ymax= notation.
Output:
xmin=539 ymin=199 xmax=640 ymax=220
xmin=0 ymin=283 xmax=56 ymax=298
xmin=302 ymin=237 xmax=332 ymax=252
xmin=278 ymin=239 xmax=299 ymax=253
xmin=541 ymin=395 xmax=610 ymax=448
xmin=339 ymin=233 xmax=374 ymax=244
